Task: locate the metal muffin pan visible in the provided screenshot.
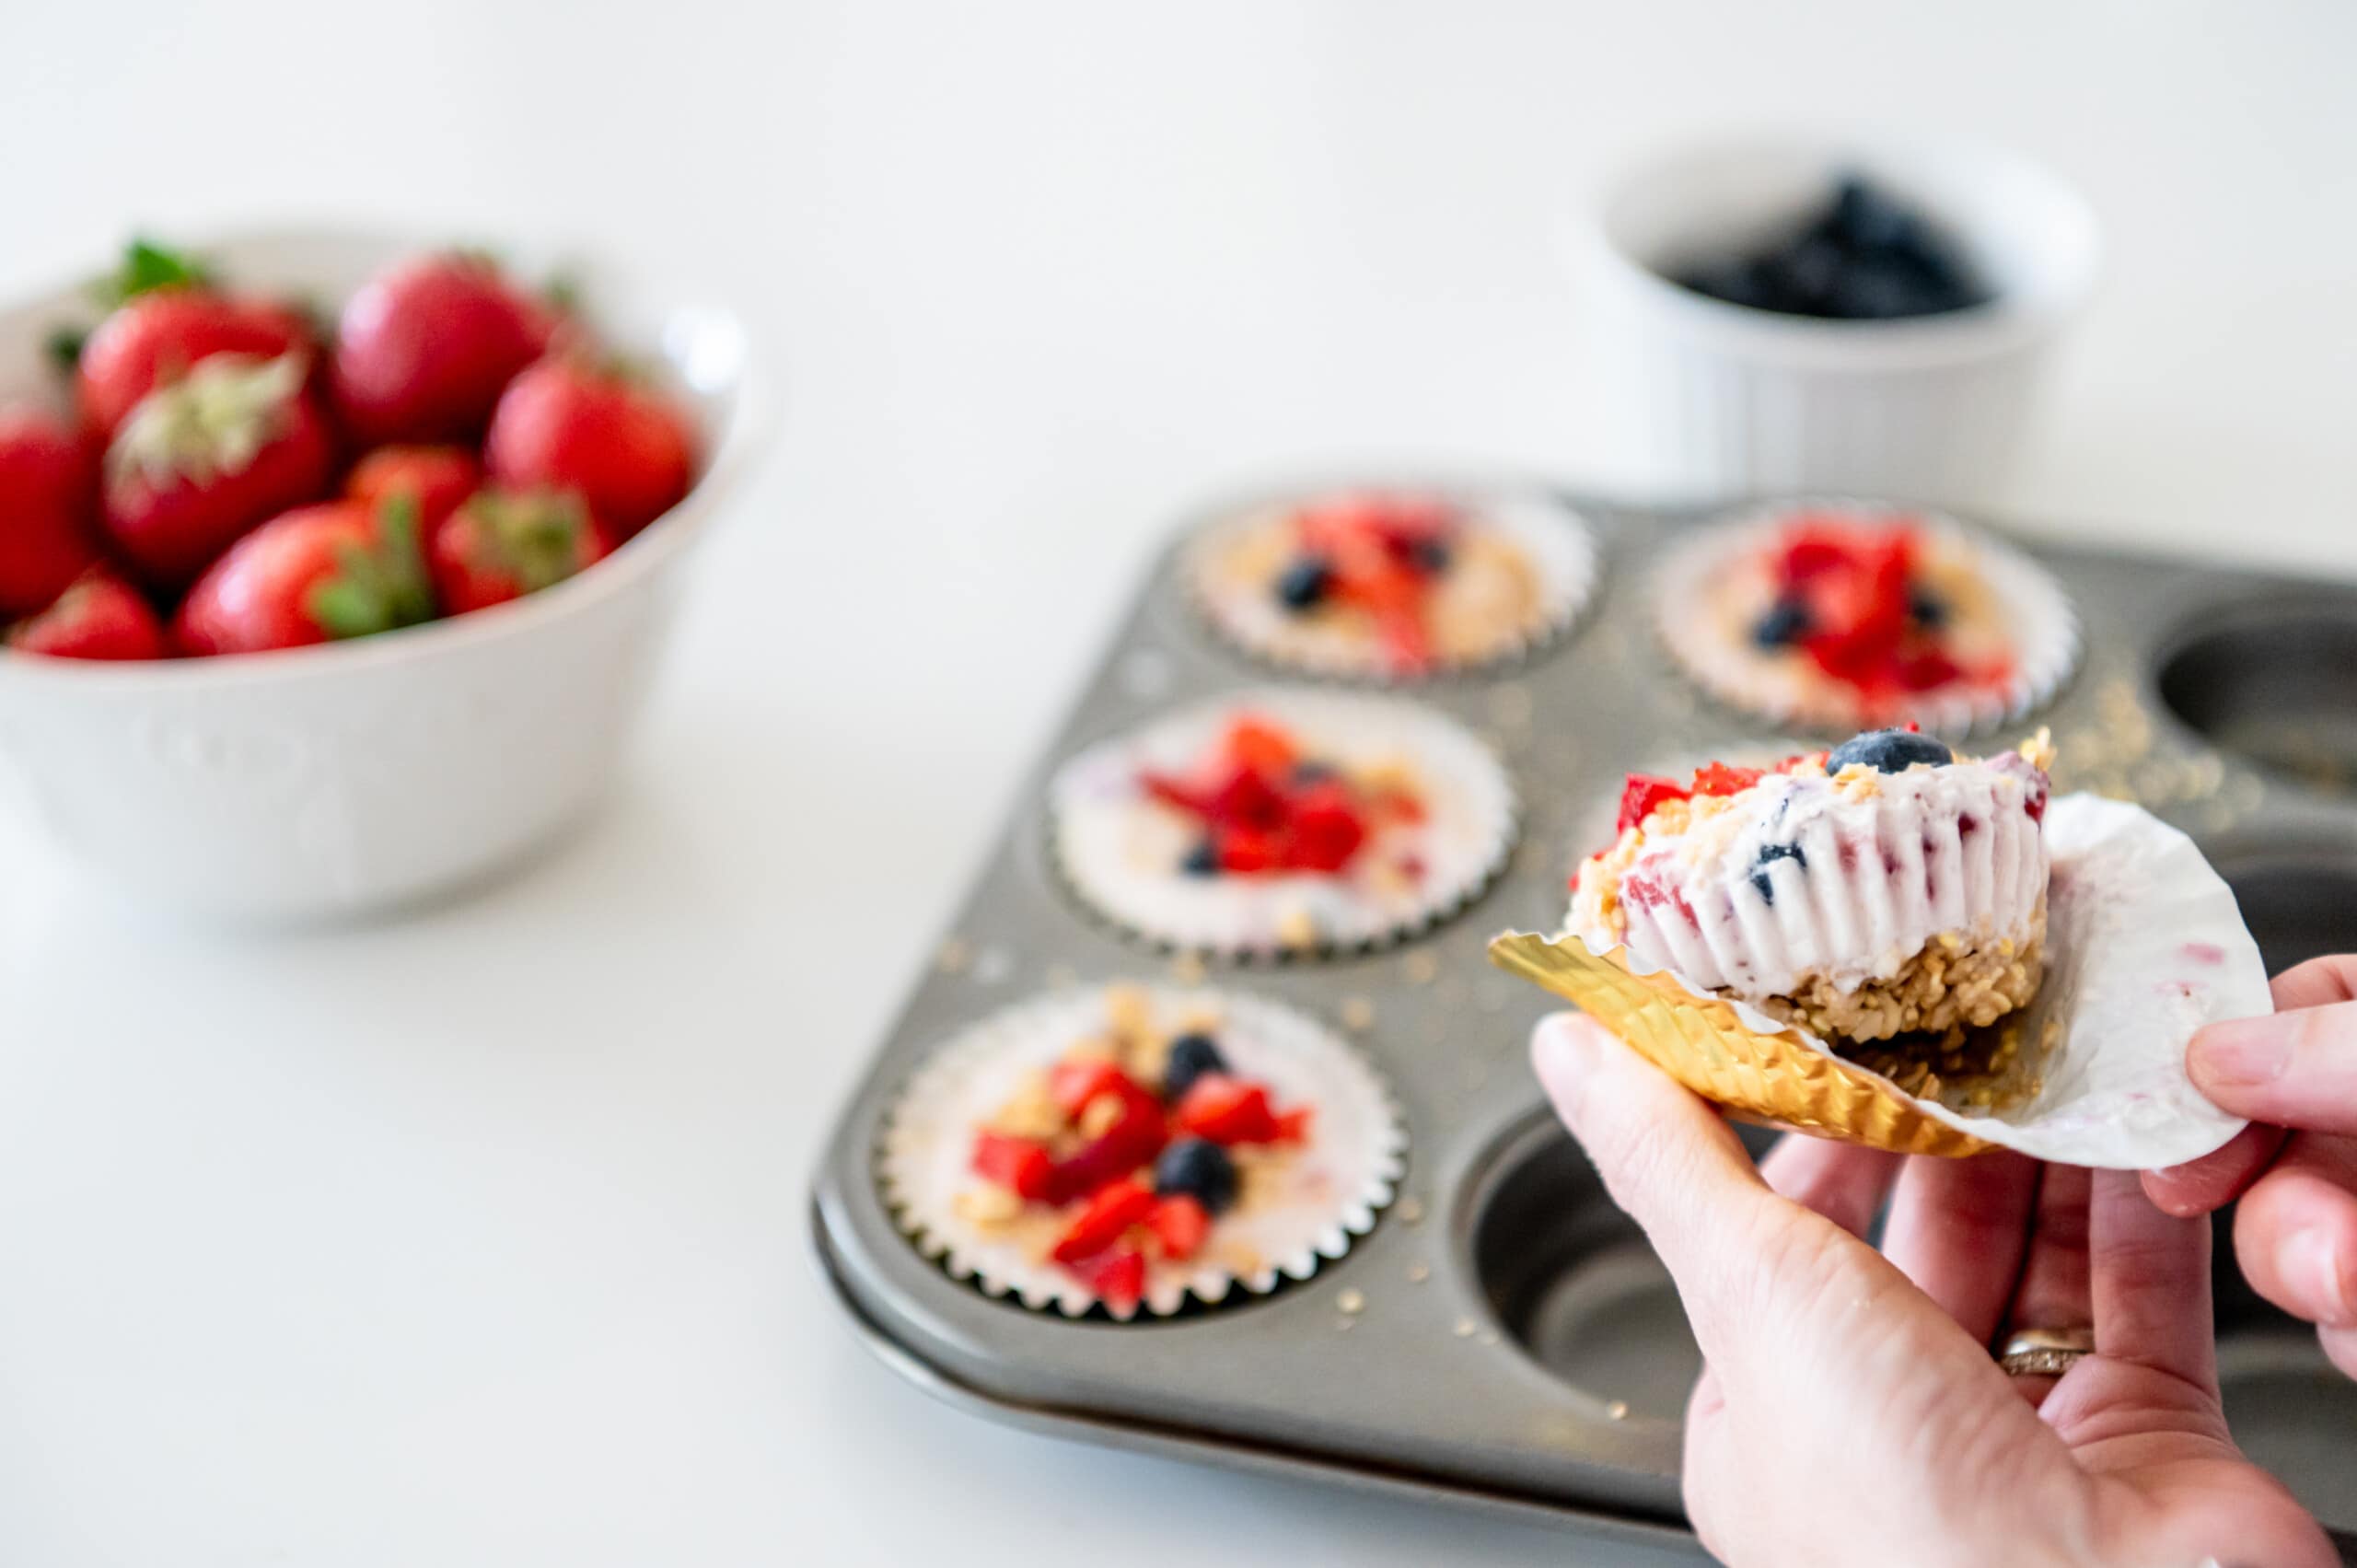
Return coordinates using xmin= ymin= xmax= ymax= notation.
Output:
xmin=812 ymin=491 xmax=2357 ymax=1554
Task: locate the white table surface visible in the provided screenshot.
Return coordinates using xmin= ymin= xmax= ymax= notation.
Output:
xmin=4 ymin=4 xmax=2355 ymax=1564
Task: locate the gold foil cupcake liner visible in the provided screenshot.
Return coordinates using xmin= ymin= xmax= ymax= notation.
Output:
xmin=1489 ymin=930 xmax=1993 ymax=1157
xmin=1497 ymin=794 xmax=2273 ymax=1169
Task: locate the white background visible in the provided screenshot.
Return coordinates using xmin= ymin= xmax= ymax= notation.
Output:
xmin=3 ymin=4 xmax=2355 ymax=1565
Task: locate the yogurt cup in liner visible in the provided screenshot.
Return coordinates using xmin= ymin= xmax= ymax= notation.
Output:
xmin=1495 ymin=795 xmax=2269 ymax=1167
xmin=1653 ymin=501 xmax=2081 ymax=738
xmin=1051 ymin=689 xmax=1518 ymax=959
xmin=1183 ymin=487 xmax=1599 ymax=681
xmin=877 ymin=986 xmax=1407 ymax=1319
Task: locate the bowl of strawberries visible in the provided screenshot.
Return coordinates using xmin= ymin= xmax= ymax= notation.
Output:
xmin=0 ymin=228 xmax=760 ymax=920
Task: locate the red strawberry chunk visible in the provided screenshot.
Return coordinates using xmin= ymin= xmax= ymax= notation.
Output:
xmin=1222 ymin=716 xmax=1298 ymax=776
xmin=1077 ymin=1247 xmax=1147 ymax=1311
xmin=1616 ymin=773 xmax=1691 ymax=834
xmin=1173 ymin=1074 xmax=1282 ymax=1145
xmin=1273 ymin=1105 xmax=1315 ymax=1144
xmin=970 ymin=1132 xmax=1058 ymax=1201
xmin=1051 ymin=1179 xmax=1156 ymax=1264
xmin=1283 ymin=782 xmax=1368 ymax=872
xmin=1689 ymin=762 xmax=1764 ymax=797
xmin=1049 ymin=1086 xmax=1167 ymax=1201
xmin=1147 ymin=1194 xmax=1210 ymax=1261
xmin=1047 ymin=1059 xmax=1137 ymax=1118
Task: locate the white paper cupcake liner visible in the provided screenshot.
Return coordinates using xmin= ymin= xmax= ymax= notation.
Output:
xmin=1181 ymin=486 xmax=1599 ymax=681
xmin=1594 ymin=759 xmax=2049 ymax=1001
xmin=1653 ymin=499 xmax=2081 ymax=737
xmin=1564 ymin=794 xmax=2268 ymax=1168
xmin=1050 ymin=688 xmax=1519 ymax=959
xmin=877 ymin=986 xmax=1408 ymax=1319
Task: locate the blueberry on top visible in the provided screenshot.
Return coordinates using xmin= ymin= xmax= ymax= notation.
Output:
xmin=1406 ymin=536 xmax=1452 ymax=575
xmin=1751 ymin=597 xmax=1812 ymax=649
xmin=1827 ymin=728 xmax=1954 ymax=774
xmin=1155 ymin=1136 xmax=1239 ymax=1216
xmin=1275 ymin=556 xmax=1333 ymax=611
xmin=1162 ymin=1032 xmax=1231 ymax=1101
xmin=1179 ymin=838 xmax=1220 ymax=877
xmin=1907 ymin=588 xmax=1949 ymax=629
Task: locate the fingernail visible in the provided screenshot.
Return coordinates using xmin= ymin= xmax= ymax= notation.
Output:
xmin=2280 ymin=1227 xmax=2353 ymax=1326
xmin=2188 ymin=1017 xmax=2290 ymax=1090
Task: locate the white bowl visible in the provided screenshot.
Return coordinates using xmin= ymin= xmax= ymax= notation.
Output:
xmin=0 ymin=226 xmax=762 ymax=922
xmin=1570 ymin=131 xmax=2100 ymax=505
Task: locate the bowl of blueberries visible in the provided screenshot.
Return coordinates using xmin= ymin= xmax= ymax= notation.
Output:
xmin=1572 ymin=131 xmax=2100 ymax=505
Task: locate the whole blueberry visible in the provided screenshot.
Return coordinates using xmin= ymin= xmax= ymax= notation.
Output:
xmin=1908 ymin=588 xmax=1950 ymax=629
xmin=1752 ymin=597 xmax=1813 ymax=649
xmin=1155 ymin=1136 xmax=1239 ymax=1216
xmin=1827 ymin=728 xmax=1955 ymax=774
xmin=1407 ymin=536 xmax=1453 ymax=575
xmin=1180 ymin=838 xmax=1220 ymax=877
xmin=1162 ymin=1033 xmax=1231 ymax=1101
xmin=1275 ymin=555 xmax=1333 ymax=612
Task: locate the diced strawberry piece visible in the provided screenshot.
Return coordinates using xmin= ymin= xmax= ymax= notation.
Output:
xmin=1147 ymin=1194 xmax=1211 ymax=1261
xmin=1076 ymin=1246 xmax=1147 ymax=1310
xmin=1283 ymin=782 xmax=1368 ymax=872
xmin=1689 ymin=762 xmax=1764 ymax=797
xmin=970 ymin=1132 xmax=1058 ymax=1201
xmin=1174 ymin=1074 xmax=1283 ymax=1145
xmin=1051 ymin=1179 xmax=1156 ymax=1264
xmin=1049 ymin=1086 xmax=1167 ymax=1200
xmin=1141 ymin=769 xmax=1214 ymax=815
xmin=1048 ymin=1059 xmax=1136 ymax=1118
xmin=1273 ymin=1106 xmax=1315 ymax=1144
xmin=1208 ymin=764 xmax=1290 ymax=832
xmin=1222 ymin=715 xmax=1298 ymax=776
xmin=1616 ymin=773 xmax=1691 ymax=833
xmin=1219 ymin=827 xmax=1281 ymax=874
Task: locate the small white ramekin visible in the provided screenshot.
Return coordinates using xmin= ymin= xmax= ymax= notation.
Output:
xmin=1569 ymin=131 xmax=2100 ymax=505
xmin=0 ymin=226 xmax=763 ymax=923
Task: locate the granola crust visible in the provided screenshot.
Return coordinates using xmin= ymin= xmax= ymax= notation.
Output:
xmin=1738 ymin=900 xmax=2047 ymax=1044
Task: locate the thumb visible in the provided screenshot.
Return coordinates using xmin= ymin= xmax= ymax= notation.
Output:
xmin=1530 ymin=1012 xmax=1832 ymax=1362
xmin=2187 ymin=1002 xmax=2357 ymax=1133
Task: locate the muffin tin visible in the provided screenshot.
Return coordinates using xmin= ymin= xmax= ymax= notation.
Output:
xmin=810 ymin=489 xmax=2357 ymax=1555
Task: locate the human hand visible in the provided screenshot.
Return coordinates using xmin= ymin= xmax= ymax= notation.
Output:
xmin=1532 ymin=1012 xmax=2333 ymax=1568
xmin=2144 ymin=955 xmax=2357 ymax=1378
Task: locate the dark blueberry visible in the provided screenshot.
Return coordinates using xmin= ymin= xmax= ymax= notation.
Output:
xmin=1162 ymin=1033 xmax=1231 ymax=1101
xmin=1179 ymin=838 xmax=1220 ymax=877
xmin=1908 ymin=588 xmax=1949 ymax=628
xmin=1408 ymin=536 xmax=1453 ymax=575
xmin=1290 ymin=760 xmax=1337 ymax=785
xmin=1155 ymin=1136 xmax=1239 ymax=1216
xmin=1827 ymin=728 xmax=1955 ymax=774
xmin=1751 ymin=597 xmax=1813 ymax=648
xmin=1829 ymin=174 xmax=1912 ymax=252
xmin=1749 ymin=841 xmax=1808 ymax=905
xmin=1774 ymin=235 xmax=1848 ymax=314
xmin=1274 ymin=555 xmax=1333 ymax=612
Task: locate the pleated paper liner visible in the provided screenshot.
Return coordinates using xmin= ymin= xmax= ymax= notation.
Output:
xmin=1182 ymin=486 xmax=1600 ymax=682
xmin=1494 ymin=794 xmax=2272 ymax=1168
xmin=877 ymin=985 xmax=1408 ymax=1321
xmin=1050 ymin=688 xmax=1519 ymax=961
xmin=1651 ymin=499 xmax=2082 ymax=738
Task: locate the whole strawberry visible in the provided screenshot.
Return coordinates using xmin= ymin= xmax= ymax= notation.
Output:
xmin=174 ymin=498 xmax=436 ymax=656
xmin=99 ymin=352 xmax=336 ymax=590
xmin=486 ymin=356 xmax=695 ymax=540
xmin=0 ymin=405 xmax=102 ymax=617
xmin=430 ymin=486 xmax=611 ymax=614
xmin=73 ymin=240 xmax=316 ymax=437
xmin=331 ymin=252 xmax=556 ymax=447
xmin=6 ymin=571 xmax=166 ymax=661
